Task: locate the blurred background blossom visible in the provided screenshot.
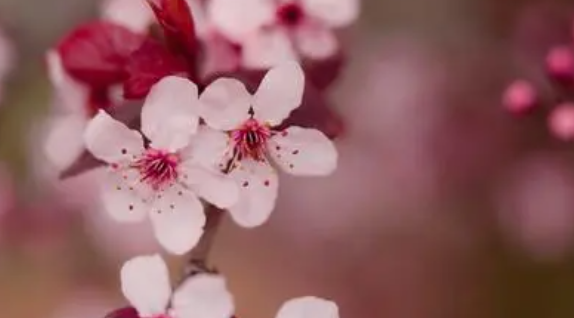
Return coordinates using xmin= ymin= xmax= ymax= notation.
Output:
xmin=1 ymin=1 xmax=574 ymax=318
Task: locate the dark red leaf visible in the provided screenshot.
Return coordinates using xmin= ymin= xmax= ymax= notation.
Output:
xmin=147 ymin=0 xmax=198 ymax=63
xmin=124 ymin=39 xmax=190 ymax=99
xmin=105 ymin=307 xmax=140 ymax=318
xmin=58 ymin=21 xmax=145 ymax=88
xmin=304 ymin=52 xmax=345 ymax=91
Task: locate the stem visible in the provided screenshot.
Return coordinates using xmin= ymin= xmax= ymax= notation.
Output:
xmin=180 ymin=206 xmax=225 ymax=278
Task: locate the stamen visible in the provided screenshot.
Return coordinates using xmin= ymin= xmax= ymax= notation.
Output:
xmin=231 ymin=119 xmax=272 ymax=163
xmin=132 ymin=148 xmax=180 ymax=190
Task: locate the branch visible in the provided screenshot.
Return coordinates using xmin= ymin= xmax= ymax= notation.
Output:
xmin=180 ymin=205 xmax=225 ymax=279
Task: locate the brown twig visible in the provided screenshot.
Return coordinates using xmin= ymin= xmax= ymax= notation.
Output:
xmin=179 ymin=205 xmax=225 ymax=279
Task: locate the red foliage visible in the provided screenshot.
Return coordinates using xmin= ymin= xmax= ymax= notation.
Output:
xmin=124 ymin=39 xmax=190 ymax=99
xmin=58 ymin=21 xmax=145 ymax=88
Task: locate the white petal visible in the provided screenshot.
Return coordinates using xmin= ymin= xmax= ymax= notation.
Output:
xmin=228 ymin=160 xmax=279 ymax=227
xmin=294 ymin=23 xmax=338 ymax=60
xmin=252 ymin=61 xmax=305 ymax=126
xmin=150 ymin=186 xmax=206 ymax=255
xmin=181 ymin=126 xmax=231 ymax=170
xmin=101 ymin=0 xmax=154 ymax=33
xmin=181 ymin=166 xmax=239 ymax=209
xmin=172 ymin=274 xmax=234 ymax=318
xmin=120 ymin=254 xmax=172 ymax=317
xmin=301 ymin=0 xmax=359 ymax=27
xmin=208 ymin=0 xmax=274 ymax=42
xmin=199 ymin=78 xmax=252 ymax=131
xmin=100 ymin=169 xmax=150 ymax=223
xmin=84 ymin=110 xmax=145 ymax=163
xmin=46 ymin=50 xmax=89 ymax=114
xmin=242 ymin=28 xmax=298 ymax=70
xmin=43 ymin=114 xmax=87 ymax=170
xmin=268 ymin=126 xmax=337 ymax=176
xmin=276 ymin=297 xmax=339 ymax=318
xmin=142 ymin=76 xmax=200 ymax=152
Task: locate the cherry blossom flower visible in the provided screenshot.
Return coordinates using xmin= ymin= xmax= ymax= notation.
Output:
xmin=548 ymin=102 xmax=574 ymax=140
xmin=275 ymin=297 xmax=339 ymax=318
xmin=119 ymin=254 xmax=234 ymax=318
xmin=208 ymin=0 xmax=359 ymax=68
xmin=502 ymin=79 xmax=537 ymax=114
xmin=546 ymin=45 xmax=574 ymax=78
xmin=118 ymin=255 xmax=339 ymax=318
xmin=101 ymin=0 xmax=155 ymax=33
xmin=198 ymin=62 xmax=338 ymax=227
xmin=84 ymin=76 xmax=238 ymax=254
xmin=43 ymin=50 xmax=92 ymax=170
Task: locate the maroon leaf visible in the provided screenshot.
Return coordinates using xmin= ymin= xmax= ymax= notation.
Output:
xmin=105 ymin=307 xmax=140 ymax=318
xmin=124 ymin=39 xmax=190 ymax=99
xmin=147 ymin=0 xmax=198 ymax=63
xmin=58 ymin=21 xmax=145 ymax=88
xmin=304 ymin=52 xmax=345 ymax=91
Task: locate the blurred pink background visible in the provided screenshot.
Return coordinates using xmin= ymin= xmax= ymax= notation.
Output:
xmin=1 ymin=0 xmax=574 ymax=318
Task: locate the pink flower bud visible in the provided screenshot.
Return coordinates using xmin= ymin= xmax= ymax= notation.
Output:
xmin=546 ymin=46 xmax=574 ymax=78
xmin=548 ymin=103 xmax=574 ymax=140
xmin=503 ymin=80 xmax=537 ymax=114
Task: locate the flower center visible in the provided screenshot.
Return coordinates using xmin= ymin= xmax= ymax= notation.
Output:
xmin=231 ymin=118 xmax=272 ymax=162
xmin=277 ymin=2 xmax=305 ymax=27
xmin=132 ymin=148 xmax=180 ymax=190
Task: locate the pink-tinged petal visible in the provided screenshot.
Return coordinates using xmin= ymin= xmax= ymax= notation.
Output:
xmin=546 ymin=45 xmax=574 ymax=78
xmin=46 ymin=50 xmax=89 ymax=114
xmin=57 ymin=21 xmax=145 ymax=87
xmin=44 ymin=114 xmax=87 ymax=170
xmin=100 ymin=169 xmax=150 ymax=223
xmin=150 ymin=186 xmax=205 ymax=254
xmin=294 ymin=23 xmax=338 ymax=60
xmin=502 ymin=79 xmax=537 ymax=114
xmin=242 ymin=28 xmax=298 ymax=70
xmin=181 ymin=166 xmax=239 ymax=208
xmin=181 ymin=126 xmax=230 ymax=170
xmin=548 ymin=103 xmax=574 ymax=141
xmin=269 ymin=126 xmax=337 ymax=176
xmin=253 ymin=61 xmax=305 ymax=126
xmin=124 ymin=40 xmax=191 ymax=99
xmin=200 ymin=32 xmax=242 ymax=77
xmin=142 ymin=76 xmax=199 ymax=151
xmin=172 ymin=274 xmax=234 ymax=318
xmin=208 ymin=0 xmax=274 ymax=42
xmin=84 ymin=110 xmax=145 ymax=163
xmin=199 ymin=78 xmax=252 ymax=131
xmin=301 ymin=0 xmax=359 ymax=27
xmin=147 ymin=0 xmax=198 ymax=60
xmin=276 ymin=297 xmax=339 ymax=318
xmin=218 ymin=69 xmax=344 ymax=139
xmin=228 ymin=160 xmax=279 ymax=228
xmin=120 ymin=255 xmax=172 ymax=317
xmin=102 ymin=0 xmax=155 ymax=33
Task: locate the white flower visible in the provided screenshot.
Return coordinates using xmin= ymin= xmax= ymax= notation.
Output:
xmin=101 ymin=0 xmax=206 ymax=35
xmin=276 ymin=297 xmax=339 ymax=318
xmin=208 ymin=0 xmax=359 ymax=69
xmin=43 ymin=50 xmax=91 ymax=170
xmin=197 ymin=61 xmax=338 ymax=227
xmin=101 ymin=0 xmax=155 ymax=33
xmin=121 ymin=255 xmax=234 ymax=318
xmin=84 ymin=76 xmax=239 ymax=255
